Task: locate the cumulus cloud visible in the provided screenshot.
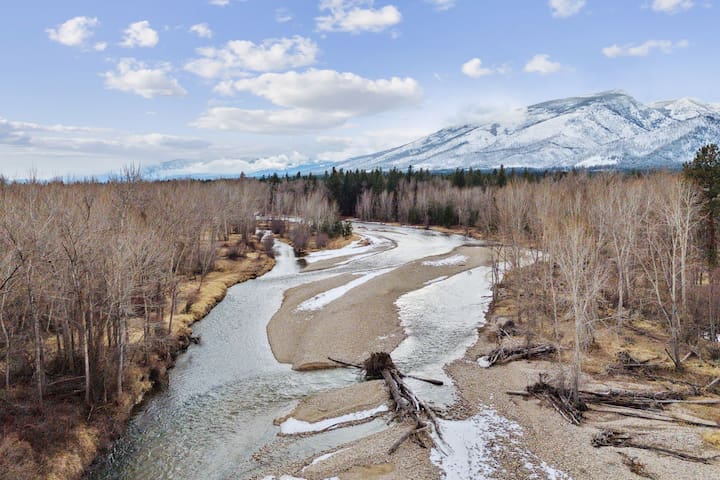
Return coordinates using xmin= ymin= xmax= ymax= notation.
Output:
xmin=316 ymin=0 xmax=402 ymax=33
xmin=196 ymin=69 xmax=422 ymax=133
xmin=524 ymin=54 xmax=563 ymax=74
xmin=103 ymin=59 xmax=187 ymax=98
xmin=602 ymin=39 xmax=689 ymax=57
xmin=218 ymin=69 xmax=421 ymax=113
xmin=461 ymin=58 xmax=509 ymax=78
xmin=209 ymin=0 xmax=230 ymax=6
xmin=189 ymin=23 xmax=213 ymax=39
xmin=193 ymin=108 xmax=349 ymax=133
xmin=121 ymin=21 xmax=159 ymax=48
xmin=46 ymin=16 xmax=99 ymax=47
xmin=184 ymin=36 xmax=319 ymax=79
xmin=549 ymin=0 xmax=586 ymax=17
xmin=426 ymin=0 xmax=456 ymax=10
xmin=651 ymin=0 xmax=694 ymax=13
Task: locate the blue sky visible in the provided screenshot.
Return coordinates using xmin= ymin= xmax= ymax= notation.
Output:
xmin=0 ymin=0 xmax=718 ymax=178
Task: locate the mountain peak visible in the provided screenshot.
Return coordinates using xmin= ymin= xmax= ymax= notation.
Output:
xmin=337 ymin=91 xmax=720 ymax=172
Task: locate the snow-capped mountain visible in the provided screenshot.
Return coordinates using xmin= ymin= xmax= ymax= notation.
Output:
xmin=337 ymin=91 xmax=720 ymax=171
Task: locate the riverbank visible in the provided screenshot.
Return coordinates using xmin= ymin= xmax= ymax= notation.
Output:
xmin=1 ymin=236 xmax=275 ymax=480
xmin=256 ymin=224 xmax=720 ymax=480
xmin=445 ymin=268 xmax=720 ymax=479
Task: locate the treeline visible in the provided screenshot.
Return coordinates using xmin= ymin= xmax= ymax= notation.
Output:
xmin=0 ymin=173 xmax=343 ymax=409
xmin=260 ymin=165 xmax=640 ymax=218
xmin=268 ymin=147 xmax=720 ymax=400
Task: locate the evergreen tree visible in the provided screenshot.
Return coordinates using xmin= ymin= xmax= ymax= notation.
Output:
xmin=683 ymin=144 xmax=720 ymax=266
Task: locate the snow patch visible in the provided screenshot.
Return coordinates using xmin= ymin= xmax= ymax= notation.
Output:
xmin=477 ymin=356 xmax=491 ymax=368
xmin=303 ymin=233 xmax=391 ymax=264
xmin=424 ymin=275 xmax=449 ymax=285
xmin=263 ymin=476 xmax=339 ymax=480
xmin=279 ymin=405 xmax=389 ymax=435
xmin=308 ymin=449 xmax=346 ymax=467
xmin=422 ymin=255 xmax=468 ymax=267
xmin=574 ymin=156 xmax=618 ymax=168
xmin=431 ymin=408 xmax=571 ymax=480
xmin=296 ymin=268 xmax=395 ymax=311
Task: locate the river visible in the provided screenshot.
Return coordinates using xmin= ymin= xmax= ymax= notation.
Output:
xmin=89 ymin=223 xmax=492 ymax=480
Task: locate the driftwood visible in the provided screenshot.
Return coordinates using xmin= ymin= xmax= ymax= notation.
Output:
xmin=330 ymin=352 xmax=445 ymax=455
xmin=587 ymin=404 xmax=720 ymax=428
xmin=525 ymin=378 xmax=586 ymax=425
xmin=515 ymin=377 xmax=720 ymax=431
xmin=479 ymin=343 xmax=556 ymax=367
xmin=328 ymin=356 xmax=444 ymax=386
xmin=592 ymin=430 xmax=719 ymax=464
xmin=605 ymin=351 xmax=661 ymax=375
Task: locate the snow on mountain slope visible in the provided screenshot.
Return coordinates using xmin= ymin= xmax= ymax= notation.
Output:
xmin=338 ymin=91 xmax=720 ymax=171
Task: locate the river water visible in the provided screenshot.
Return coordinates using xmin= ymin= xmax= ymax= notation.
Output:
xmin=89 ymin=223 xmax=492 ymax=480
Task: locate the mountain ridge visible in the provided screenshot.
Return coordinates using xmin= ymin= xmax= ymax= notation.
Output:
xmin=335 ymin=91 xmax=720 ymax=172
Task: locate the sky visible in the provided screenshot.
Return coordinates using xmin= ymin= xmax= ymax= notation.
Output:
xmin=0 ymin=0 xmax=718 ymax=179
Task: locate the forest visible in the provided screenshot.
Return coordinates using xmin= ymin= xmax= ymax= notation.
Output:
xmin=2 ymin=145 xmax=720 ymax=479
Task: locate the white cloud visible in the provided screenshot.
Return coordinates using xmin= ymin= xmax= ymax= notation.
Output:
xmin=316 ymin=127 xmax=432 ymax=161
xmin=93 ymin=42 xmax=108 ymax=51
xmin=651 ymin=0 xmax=694 ymax=13
xmin=151 ymin=152 xmax=311 ymax=177
xmin=193 ymin=107 xmax=349 ymax=133
xmin=209 ymin=0 xmax=230 ymax=5
xmin=46 ymin=16 xmax=99 ymax=47
xmin=275 ymin=8 xmax=293 ymax=23
xmin=602 ymin=39 xmax=689 ymax=57
xmin=426 ymin=0 xmax=456 ymax=10
xmin=189 ymin=23 xmax=213 ymax=39
xmin=184 ymin=36 xmax=319 ymax=78
xmin=549 ymin=0 xmax=586 ymax=17
xmin=103 ymin=59 xmax=187 ymax=98
xmin=0 ymin=115 xmax=214 ymax=179
xmin=316 ymin=0 xmax=402 ymax=33
xmin=524 ymin=54 xmax=563 ymax=74
xmin=218 ymin=69 xmax=421 ymax=114
xmin=197 ymin=69 xmax=422 ymax=133
xmin=461 ymin=58 xmax=508 ymax=78
xmin=121 ymin=21 xmax=159 ymax=48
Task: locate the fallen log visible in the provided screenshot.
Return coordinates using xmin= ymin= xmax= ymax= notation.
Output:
xmin=365 ymin=352 xmax=444 ymax=454
xmin=592 ymin=430 xmax=719 ymax=464
xmin=605 ymin=351 xmax=661 ymax=375
xmin=478 ymin=343 xmax=556 ymax=368
xmin=327 ymin=356 xmax=444 ymax=386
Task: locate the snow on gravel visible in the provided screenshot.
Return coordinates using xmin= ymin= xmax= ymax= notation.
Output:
xmin=476 ymin=356 xmax=492 ymax=368
xmin=431 ymin=408 xmax=570 ymax=480
xmin=303 ymin=233 xmax=391 ymax=264
xmin=279 ymin=405 xmax=389 ymax=435
xmin=303 ymin=449 xmax=347 ymax=469
xmin=424 ymin=275 xmax=449 ymax=285
xmin=422 ymin=255 xmax=468 ymax=267
xmin=263 ymin=476 xmax=339 ymax=480
xmin=295 ymin=268 xmax=395 ymax=311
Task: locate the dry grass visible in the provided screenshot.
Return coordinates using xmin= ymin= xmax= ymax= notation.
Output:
xmin=702 ymin=431 xmax=720 ymax=449
xmin=304 ymin=233 xmax=359 ymax=253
